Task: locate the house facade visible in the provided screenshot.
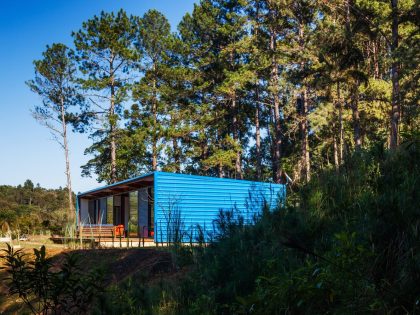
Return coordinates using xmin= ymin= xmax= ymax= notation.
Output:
xmin=77 ymin=171 xmax=286 ymax=243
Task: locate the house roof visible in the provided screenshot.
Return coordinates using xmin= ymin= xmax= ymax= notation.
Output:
xmin=78 ymin=172 xmax=155 ymax=199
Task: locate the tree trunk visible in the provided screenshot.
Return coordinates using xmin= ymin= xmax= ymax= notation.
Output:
xmin=109 ymin=115 xmax=117 ymax=183
xmin=351 ymin=85 xmax=362 ymax=149
xmin=337 ymin=82 xmax=344 ymax=163
xmin=218 ymin=163 xmax=223 ymax=178
xmin=390 ymin=0 xmax=400 ymax=149
xmin=232 ymin=91 xmax=243 ymax=179
xmin=345 ymin=0 xmax=351 ymax=35
xmin=228 ymin=46 xmax=242 ymax=180
xmin=300 ymin=89 xmax=310 ymax=182
xmin=298 ymin=23 xmax=310 ymax=182
xmin=372 ymin=40 xmax=380 ymax=79
xmin=253 ymin=2 xmax=262 ymax=181
xmin=255 ymin=85 xmax=262 ymax=180
xmin=109 ymin=59 xmax=117 ymax=183
xmin=270 ymin=29 xmax=282 ymax=183
xmin=200 ymin=139 xmax=209 ymax=175
xmin=269 ymin=108 xmax=277 ymax=180
xmin=173 ymin=138 xmax=180 ymax=173
xmin=152 ymin=64 xmax=158 ymax=170
xmin=333 ymin=136 xmax=339 ymax=170
xmin=61 ymin=96 xmax=74 ymax=224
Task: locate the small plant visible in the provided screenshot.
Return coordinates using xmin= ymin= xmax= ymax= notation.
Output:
xmin=0 ymin=244 xmax=104 ymax=314
xmin=159 ymin=195 xmax=185 ymax=246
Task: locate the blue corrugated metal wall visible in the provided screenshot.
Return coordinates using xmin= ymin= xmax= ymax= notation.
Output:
xmin=154 ymin=172 xmax=286 ymax=243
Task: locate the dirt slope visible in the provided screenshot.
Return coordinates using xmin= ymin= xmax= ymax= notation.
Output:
xmin=0 ymin=247 xmax=177 ymax=314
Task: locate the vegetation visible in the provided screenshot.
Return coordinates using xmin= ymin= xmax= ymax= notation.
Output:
xmin=27 ymin=0 xmax=418 ymax=185
xmin=2 ymin=0 xmax=416 ymax=314
xmin=91 ymin=142 xmax=419 ymax=314
xmin=1 ymin=144 xmax=419 ymax=313
xmin=0 ymin=180 xmax=72 ymax=236
xmin=27 ymin=44 xmax=82 ymax=225
xmin=0 ymin=245 xmax=104 ymax=314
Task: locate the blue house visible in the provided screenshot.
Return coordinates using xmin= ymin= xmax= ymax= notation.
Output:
xmin=77 ymin=172 xmax=286 ymax=243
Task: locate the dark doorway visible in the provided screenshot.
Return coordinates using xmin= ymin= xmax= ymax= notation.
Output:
xmin=113 ymin=206 xmax=122 ymax=225
xmin=113 ymin=194 xmax=128 ymax=228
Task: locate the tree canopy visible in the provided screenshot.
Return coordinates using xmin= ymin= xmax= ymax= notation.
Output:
xmin=52 ymin=1 xmax=418 ymax=185
xmin=24 ymin=0 xmax=418 ymax=187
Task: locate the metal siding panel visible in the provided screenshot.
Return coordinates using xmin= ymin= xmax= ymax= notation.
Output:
xmin=154 ymin=172 xmax=158 ymax=243
xmin=154 ymin=172 xmax=285 ymax=243
xmin=138 ymin=188 xmax=149 ymax=236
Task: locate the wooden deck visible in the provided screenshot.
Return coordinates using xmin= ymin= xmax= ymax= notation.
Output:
xmin=50 ymin=225 xmax=156 ymax=248
xmin=96 ymin=237 xmax=155 ymax=248
xmin=50 ymin=236 xmax=155 ymax=247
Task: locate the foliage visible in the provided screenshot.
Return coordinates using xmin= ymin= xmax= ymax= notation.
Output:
xmin=91 ymin=144 xmax=419 ymax=314
xmin=21 ymin=1 xmax=420 ymax=312
xmin=0 ymin=244 xmax=104 ymax=315
xmin=27 ymin=43 xmax=81 ymax=223
xmin=73 ymin=9 xmax=139 ymax=183
xmin=0 ymin=180 xmax=73 ymax=235
xmin=27 ymin=43 xmax=83 ymax=128
xmin=23 ymin=0 xmax=418 ymax=185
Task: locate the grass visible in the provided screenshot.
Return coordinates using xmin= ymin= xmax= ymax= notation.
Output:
xmin=2 ymin=144 xmax=417 ymax=314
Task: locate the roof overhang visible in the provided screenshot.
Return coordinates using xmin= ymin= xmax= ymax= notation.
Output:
xmin=78 ymin=172 xmax=155 ymax=199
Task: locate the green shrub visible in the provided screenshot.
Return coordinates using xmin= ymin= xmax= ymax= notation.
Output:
xmin=0 ymin=245 xmax=105 ymax=314
xmin=89 ymin=144 xmax=419 ymax=314
xmin=176 ymin=144 xmax=420 ymax=314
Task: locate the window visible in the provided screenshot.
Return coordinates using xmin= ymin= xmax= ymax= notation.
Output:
xmin=129 ymin=191 xmax=138 ymax=236
xmin=106 ymin=196 xmax=113 ymax=224
xmin=88 ymin=200 xmax=96 ymax=224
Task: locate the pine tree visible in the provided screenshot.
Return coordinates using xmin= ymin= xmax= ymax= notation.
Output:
xmin=35 ymin=0 xmax=418 ymax=186
xmin=287 ymin=0 xmax=318 ymax=182
xmin=178 ymin=0 xmax=252 ymax=178
xmin=27 ymin=43 xmax=82 ymax=223
xmin=131 ymin=9 xmax=172 ymax=171
xmin=73 ymin=9 xmax=139 ymax=183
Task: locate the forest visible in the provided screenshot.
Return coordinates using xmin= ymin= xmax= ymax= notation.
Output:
xmin=27 ymin=0 xmax=419 ymax=192
xmin=0 ymin=180 xmax=72 ymax=236
xmin=0 ymin=0 xmax=418 ymax=314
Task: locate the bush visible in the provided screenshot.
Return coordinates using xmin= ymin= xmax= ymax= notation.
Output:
xmin=88 ymin=144 xmax=419 ymax=314
xmin=0 ymin=244 xmax=105 ymax=314
xmin=174 ymin=144 xmax=420 ymax=314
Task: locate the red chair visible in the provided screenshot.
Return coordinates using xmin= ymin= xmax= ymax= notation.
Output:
xmin=114 ymin=225 xmax=125 ymax=237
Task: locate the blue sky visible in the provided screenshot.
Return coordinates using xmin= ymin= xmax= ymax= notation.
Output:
xmin=0 ymin=0 xmax=196 ymax=193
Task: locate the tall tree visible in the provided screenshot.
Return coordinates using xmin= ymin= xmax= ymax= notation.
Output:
xmin=73 ymin=10 xmax=139 ymax=183
xmin=288 ymin=0 xmax=318 ymax=182
xmin=178 ymin=0 xmax=251 ymax=179
xmin=389 ymin=0 xmax=400 ymax=149
xmin=131 ymin=9 xmax=172 ymax=171
xmin=27 ymin=43 xmax=81 ymax=223
xmin=48 ymin=0 xmax=418 ymax=187
xmin=266 ymin=1 xmax=284 ymax=183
